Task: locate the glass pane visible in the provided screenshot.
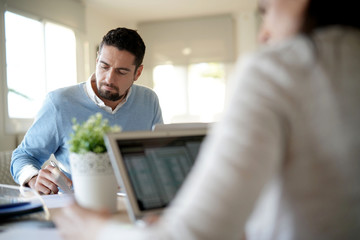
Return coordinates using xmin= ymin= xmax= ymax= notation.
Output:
xmin=45 ymin=22 xmax=77 ymax=91
xmin=5 ymin=12 xmax=77 ymax=119
xmin=153 ymin=63 xmax=226 ymax=123
xmin=5 ymin=11 xmax=46 ymax=118
xmin=188 ymin=63 xmax=226 ymax=122
xmin=153 ymin=65 xmax=187 ymax=123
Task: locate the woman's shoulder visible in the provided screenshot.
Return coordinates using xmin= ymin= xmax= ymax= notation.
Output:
xmin=228 ymin=35 xmax=318 ymax=99
xmin=230 ymin=35 xmax=316 ymax=91
xmin=254 ymin=35 xmax=315 ymax=70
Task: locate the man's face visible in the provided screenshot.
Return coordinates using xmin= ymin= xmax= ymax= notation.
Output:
xmin=258 ymin=0 xmax=309 ymax=45
xmin=95 ymin=45 xmax=143 ymax=102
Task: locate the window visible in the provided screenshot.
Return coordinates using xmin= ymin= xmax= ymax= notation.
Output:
xmin=5 ymin=11 xmax=77 ymax=120
xmin=153 ymin=63 xmax=226 ymax=123
xmin=139 ymin=15 xmax=235 ymax=124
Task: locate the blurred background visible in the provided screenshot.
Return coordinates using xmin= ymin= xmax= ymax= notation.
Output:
xmin=0 ymin=0 xmax=259 ymax=151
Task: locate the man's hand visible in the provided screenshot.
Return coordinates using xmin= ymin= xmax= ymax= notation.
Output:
xmin=27 ymin=165 xmax=72 ymax=195
xmin=53 ymin=203 xmax=111 ymax=240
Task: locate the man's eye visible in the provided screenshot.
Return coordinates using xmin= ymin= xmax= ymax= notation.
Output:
xmin=99 ymin=64 xmax=109 ymax=70
xmin=118 ymin=70 xmax=127 ymax=75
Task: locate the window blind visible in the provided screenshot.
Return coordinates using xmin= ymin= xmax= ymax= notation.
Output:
xmin=138 ymin=14 xmax=236 ymax=67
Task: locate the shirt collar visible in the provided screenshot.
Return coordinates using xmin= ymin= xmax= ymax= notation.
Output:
xmin=84 ymin=73 xmax=132 ymax=114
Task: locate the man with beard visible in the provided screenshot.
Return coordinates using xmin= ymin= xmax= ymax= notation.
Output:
xmin=10 ymin=28 xmax=163 ymax=194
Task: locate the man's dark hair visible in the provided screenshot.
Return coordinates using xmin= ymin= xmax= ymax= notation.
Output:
xmin=99 ymin=27 xmax=146 ymax=69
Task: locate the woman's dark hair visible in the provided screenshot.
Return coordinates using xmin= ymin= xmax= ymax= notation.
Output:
xmin=99 ymin=27 xmax=146 ymax=69
xmin=302 ymin=0 xmax=360 ymax=34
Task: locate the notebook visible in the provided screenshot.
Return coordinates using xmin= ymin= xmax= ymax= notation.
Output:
xmin=104 ymin=129 xmax=206 ymax=224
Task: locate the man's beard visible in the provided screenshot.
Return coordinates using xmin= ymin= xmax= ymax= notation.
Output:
xmin=98 ymin=83 xmax=125 ymax=101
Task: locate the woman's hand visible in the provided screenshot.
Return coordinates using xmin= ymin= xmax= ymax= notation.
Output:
xmin=53 ymin=203 xmax=111 ymax=240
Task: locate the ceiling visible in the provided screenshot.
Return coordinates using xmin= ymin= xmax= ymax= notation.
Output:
xmin=81 ymin=0 xmax=256 ymax=23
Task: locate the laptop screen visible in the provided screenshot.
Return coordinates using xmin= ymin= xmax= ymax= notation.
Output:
xmin=116 ymin=135 xmax=204 ymax=211
xmin=105 ymin=130 xmax=207 ymax=222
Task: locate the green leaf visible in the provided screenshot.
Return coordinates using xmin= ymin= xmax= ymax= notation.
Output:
xmin=68 ymin=113 xmax=122 ymax=153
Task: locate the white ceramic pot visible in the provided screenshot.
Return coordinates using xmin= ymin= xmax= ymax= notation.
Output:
xmin=69 ymin=152 xmax=118 ymax=213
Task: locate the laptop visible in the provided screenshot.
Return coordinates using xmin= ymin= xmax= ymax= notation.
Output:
xmin=152 ymin=122 xmax=211 ymax=131
xmin=104 ymin=129 xmax=207 ymax=224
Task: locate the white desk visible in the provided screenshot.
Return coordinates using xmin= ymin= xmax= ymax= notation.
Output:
xmin=48 ymin=194 xmax=131 ymax=223
xmin=0 ymin=193 xmax=131 ymax=240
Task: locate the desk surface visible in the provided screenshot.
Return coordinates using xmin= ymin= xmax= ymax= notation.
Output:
xmin=0 ymin=194 xmax=131 ymax=240
xmin=48 ymin=195 xmax=131 ymax=223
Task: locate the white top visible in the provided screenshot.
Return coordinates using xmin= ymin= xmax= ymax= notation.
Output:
xmin=99 ymin=26 xmax=360 ymax=240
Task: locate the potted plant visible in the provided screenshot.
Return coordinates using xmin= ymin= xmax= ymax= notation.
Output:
xmin=68 ymin=113 xmax=121 ymax=212
xmin=68 ymin=112 xmax=121 ymax=154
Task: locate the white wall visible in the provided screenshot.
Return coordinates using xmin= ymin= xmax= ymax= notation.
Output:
xmin=0 ymin=2 xmax=16 ymax=151
xmin=85 ymin=6 xmax=137 ymax=78
xmin=234 ymin=11 xmax=259 ymax=57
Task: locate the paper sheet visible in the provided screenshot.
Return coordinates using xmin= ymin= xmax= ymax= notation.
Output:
xmin=40 ymin=193 xmax=75 ymax=209
xmin=0 ymin=228 xmax=62 ymax=240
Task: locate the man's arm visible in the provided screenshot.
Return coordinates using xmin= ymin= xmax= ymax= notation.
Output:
xmin=152 ymin=91 xmax=164 ymax=126
xmin=10 ymin=93 xmax=63 ymax=191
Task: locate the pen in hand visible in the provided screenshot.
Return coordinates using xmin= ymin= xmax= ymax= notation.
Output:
xmin=50 ymin=160 xmax=73 ymax=194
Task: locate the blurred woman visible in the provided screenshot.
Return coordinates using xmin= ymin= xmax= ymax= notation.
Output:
xmin=54 ymin=0 xmax=360 ymax=239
